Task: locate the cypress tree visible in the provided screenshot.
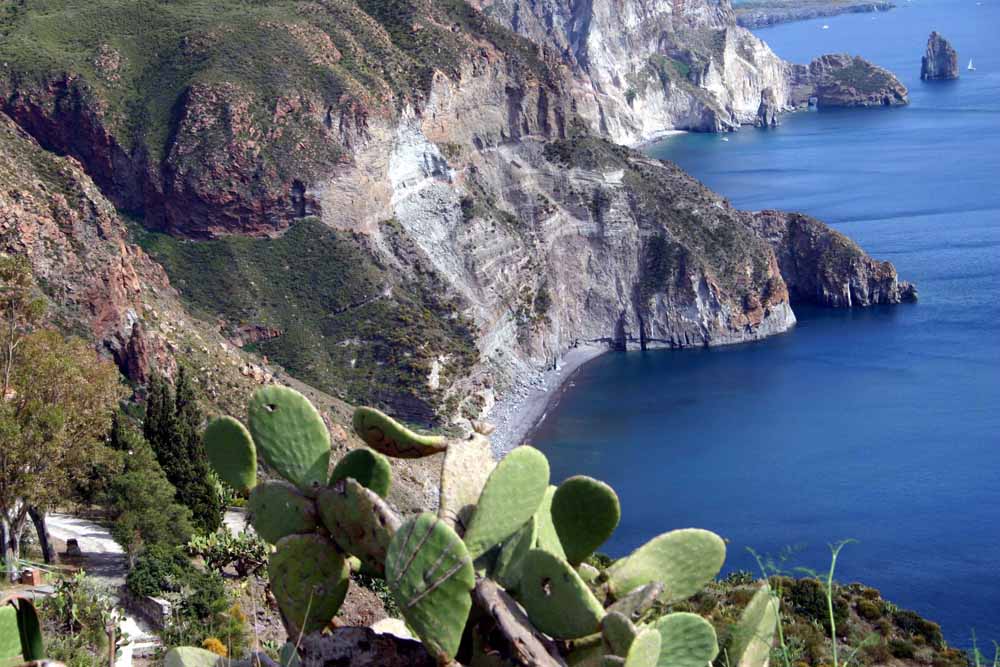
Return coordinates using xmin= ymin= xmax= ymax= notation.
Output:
xmin=143 ymin=370 xmax=222 ymax=533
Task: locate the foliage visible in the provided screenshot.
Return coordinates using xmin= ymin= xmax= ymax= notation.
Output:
xmin=126 ymin=544 xmax=193 ymax=598
xmin=38 ymin=573 xmax=125 ymax=667
xmin=186 ymin=530 xmax=268 ymax=579
xmin=138 ymin=218 xmax=477 ymax=423
xmin=108 ymin=413 xmax=195 ymax=560
xmin=144 ymin=370 xmax=223 ymax=533
xmin=0 ymin=255 xmax=123 ymax=571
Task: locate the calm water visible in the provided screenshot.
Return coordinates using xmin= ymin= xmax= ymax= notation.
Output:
xmin=534 ymin=0 xmax=1000 ymax=647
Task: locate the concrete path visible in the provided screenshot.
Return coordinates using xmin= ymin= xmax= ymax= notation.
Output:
xmin=45 ymin=513 xmax=159 ymax=666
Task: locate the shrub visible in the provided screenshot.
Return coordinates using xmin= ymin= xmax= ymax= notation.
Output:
xmin=721 ymin=570 xmax=756 ymax=586
xmin=186 ymin=530 xmax=268 ymax=578
xmin=856 ymin=598 xmax=882 ymax=622
xmin=861 ymin=639 xmax=892 ymax=664
xmin=785 ymin=578 xmax=849 ymax=634
xmin=893 ymin=609 xmax=945 ymax=648
xmin=38 ymin=573 xmax=123 ymax=667
xmin=888 ymin=638 xmax=917 ymax=659
xmin=126 ymin=544 xmax=192 ymax=598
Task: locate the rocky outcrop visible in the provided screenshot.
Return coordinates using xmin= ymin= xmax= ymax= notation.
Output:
xmin=921 ymin=32 xmax=959 ymax=80
xmin=735 ymin=1 xmax=895 ymax=29
xmin=482 ymin=0 xmax=908 ymax=143
xmin=757 ymin=88 xmax=780 ymax=127
xmin=789 ymin=54 xmax=909 ymax=107
xmin=745 ymin=211 xmax=917 ymax=307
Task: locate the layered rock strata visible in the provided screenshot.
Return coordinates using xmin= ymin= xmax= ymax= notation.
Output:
xmin=921 ymin=32 xmax=959 ymax=80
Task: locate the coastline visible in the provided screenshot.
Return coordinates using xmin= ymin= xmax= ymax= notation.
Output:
xmin=488 ymin=343 xmax=607 ymax=454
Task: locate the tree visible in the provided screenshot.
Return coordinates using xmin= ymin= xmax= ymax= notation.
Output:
xmin=107 ymin=414 xmax=194 ymax=563
xmin=144 ymin=369 xmax=222 ymax=533
xmin=0 ymin=330 xmax=122 ymax=574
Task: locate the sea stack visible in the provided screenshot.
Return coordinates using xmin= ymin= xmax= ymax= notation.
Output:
xmin=921 ymin=31 xmax=959 ymax=80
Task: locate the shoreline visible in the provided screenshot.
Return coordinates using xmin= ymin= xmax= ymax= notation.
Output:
xmin=488 ymin=344 xmax=607 ymax=454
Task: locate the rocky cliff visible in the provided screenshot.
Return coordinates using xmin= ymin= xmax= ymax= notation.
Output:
xmin=921 ymin=31 xmax=960 ymax=80
xmin=478 ymin=0 xmax=908 ymax=143
xmin=0 ymin=0 xmax=913 ymax=426
xmin=733 ymin=1 xmax=895 ymax=29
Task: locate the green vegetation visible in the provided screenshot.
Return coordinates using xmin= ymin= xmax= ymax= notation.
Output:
xmin=36 ymin=574 xmax=120 ymax=667
xmin=193 ymin=386 xmax=764 ymax=665
xmin=145 ymin=371 xmax=223 ymax=534
xmin=137 ymin=218 xmax=477 ymax=422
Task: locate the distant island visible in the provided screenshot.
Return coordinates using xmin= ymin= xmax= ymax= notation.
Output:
xmin=734 ymin=0 xmax=895 ymax=28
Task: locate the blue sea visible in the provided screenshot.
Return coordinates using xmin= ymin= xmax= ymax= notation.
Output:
xmin=533 ymin=0 xmax=1000 ymax=648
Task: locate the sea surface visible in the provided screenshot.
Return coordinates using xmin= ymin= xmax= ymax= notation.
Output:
xmin=533 ymin=0 xmax=1000 ymax=648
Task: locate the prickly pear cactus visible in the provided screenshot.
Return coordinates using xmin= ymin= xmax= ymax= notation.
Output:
xmin=493 ymin=515 xmax=537 ymax=592
xmin=352 ymin=407 xmax=447 ymax=458
xmin=247 ymin=481 xmax=318 ymax=544
xmin=202 ymin=416 xmax=257 ymax=493
xmin=386 ymin=513 xmax=475 ymax=662
xmin=329 ymin=447 xmax=392 ymax=498
xmin=552 ymin=475 xmax=620 ymax=566
xmin=164 ymin=646 xmax=223 ymax=667
xmin=517 ymin=549 xmax=605 ymax=639
xmin=269 ymin=534 xmax=350 ymax=637
xmin=462 ymin=446 xmax=550 ymax=559
xmin=651 ymin=612 xmax=719 ymax=667
xmin=248 ymin=386 xmax=330 ymax=492
xmin=623 ymin=627 xmax=661 ymax=667
xmin=606 ymin=583 xmax=664 ymax=624
xmin=602 ymin=611 xmax=638 ymax=657
xmin=532 ymin=485 xmax=567 ymax=560
xmin=317 ymin=478 xmax=400 ymax=577
xmin=605 ymin=529 xmax=725 ymax=601
xmin=439 ymin=432 xmax=495 ymax=533
xmin=726 ymin=583 xmax=778 ymax=667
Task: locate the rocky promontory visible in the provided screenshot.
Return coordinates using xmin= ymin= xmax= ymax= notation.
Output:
xmin=735 ymin=1 xmax=895 ymax=29
xmin=921 ymin=31 xmax=959 ymax=80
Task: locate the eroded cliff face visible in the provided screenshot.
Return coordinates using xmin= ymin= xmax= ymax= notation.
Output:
xmin=478 ymin=0 xmax=908 ymax=143
xmin=0 ymin=0 xmax=913 ymax=425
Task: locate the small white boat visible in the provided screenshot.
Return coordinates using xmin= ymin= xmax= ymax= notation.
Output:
xmin=720 ymin=136 xmax=730 ymax=142
xmin=968 ymin=59 xmax=976 ymax=71
xmin=822 ymin=24 xmax=830 ymax=30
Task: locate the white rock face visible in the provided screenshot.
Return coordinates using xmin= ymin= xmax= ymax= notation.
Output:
xmin=482 ymin=0 xmax=800 ymax=144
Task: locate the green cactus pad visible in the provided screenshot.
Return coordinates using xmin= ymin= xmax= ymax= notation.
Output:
xmin=727 ymin=583 xmax=778 ymax=667
xmin=493 ymin=515 xmax=537 ymax=592
xmin=269 ymin=534 xmax=350 ymax=636
xmin=624 ymin=628 xmax=661 ymax=667
xmin=329 ymin=448 xmax=392 ymax=498
xmin=463 ymin=446 xmax=549 ymax=559
xmin=317 ymin=478 xmax=400 ymax=577
xmin=606 ymin=529 xmax=725 ymax=601
xmin=606 ymin=582 xmax=664 ymax=623
xmin=439 ymin=433 xmax=495 ymax=534
xmin=517 ymin=549 xmax=605 ymax=639
xmin=248 ymin=385 xmax=330 ymax=492
xmin=652 ymin=612 xmax=719 ymax=667
xmin=164 ymin=647 xmax=223 ymax=667
xmin=387 ymin=513 xmax=475 ymax=662
xmin=202 ymin=416 xmax=257 ymax=493
xmin=578 ymin=562 xmax=601 ymax=584
xmin=552 ymin=475 xmax=620 ymax=565
xmin=247 ymin=481 xmax=318 ymax=544
xmin=602 ymin=611 xmax=638 ymax=656
xmin=352 ymin=407 xmax=447 ymax=459
xmin=533 ymin=485 xmax=567 ymax=560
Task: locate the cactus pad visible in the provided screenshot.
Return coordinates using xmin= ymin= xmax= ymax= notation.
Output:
xmin=352 ymin=407 xmax=447 ymax=459
xmin=624 ymin=628 xmax=662 ymax=667
xmin=652 ymin=612 xmax=719 ymax=667
xmin=269 ymin=534 xmax=350 ymax=637
xmin=387 ymin=513 xmax=475 ymax=662
xmin=532 ymin=485 xmax=567 ymax=560
xmin=463 ymin=446 xmax=549 ymax=559
xmin=317 ymin=478 xmax=400 ymax=576
xmin=248 ymin=386 xmax=330 ymax=492
xmin=726 ymin=583 xmax=777 ymax=667
xmin=602 ymin=611 xmax=638 ymax=657
xmin=552 ymin=475 xmax=620 ymax=565
xmin=493 ymin=515 xmax=537 ymax=592
xmin=202 ymin=416 xmax=257 ymax=493
xmin=164 ymin=647 xmax=223 ymax=667
xmin=439 ymin=433 xmax=495 ymax=534
xmin=247 ymin=481 xmax=318 ymax=544
xmin=606 ymin=582 xmax=664 ymax=623
xmin=606 ymin=529 xmax=725 ymax=601
xmin=517 ymin=549 xmax=605 ymax=639
xmin=329 ymin=448 xmax=392 ymax=498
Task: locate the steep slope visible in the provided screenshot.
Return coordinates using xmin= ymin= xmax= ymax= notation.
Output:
xmin=480 ymin=0 xmax=908 ymax=142
xmin=0 ymin=0 xmax=913 ymax=426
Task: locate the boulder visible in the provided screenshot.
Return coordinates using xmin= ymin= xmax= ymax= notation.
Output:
xmin=921 ymin=31 xmax=959 ymax=80
xmin=756 ymin=88 xmax=780 ymax=127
